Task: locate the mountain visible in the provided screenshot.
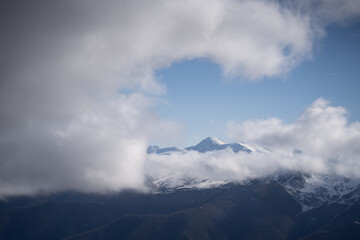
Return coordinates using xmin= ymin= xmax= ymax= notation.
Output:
xmin=185 ymin=137 xmax=251 ymax=153
xmin=0 ymin=184 xmax=302 ymax=240
xmin=147 ymin=137 xmax=252 ymax=155
xmin=252 ymin=170 xmax=360 ymax=211
xmin=0 ymin=137 xmax=359 ymax=239
xmin=149 ymin=169 xmax=360 ymax=212
xmin=64 ymin=184 xmax=301 ymax=240
xmin=148 ymin=137 xmax=360 ymax=212
xmin=1 ymin=183 xmax=359 ymax=240
xmin=147 ymin=146 xmax=186 ymax=155
xmin=151 ymin=174 xmax=228 ymax=192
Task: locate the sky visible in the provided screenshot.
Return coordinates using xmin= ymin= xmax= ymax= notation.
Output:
xmin=155 ymin=23 xmax=360 ymax=147
xmin=0 ymin=0 xmax=360 ymax=198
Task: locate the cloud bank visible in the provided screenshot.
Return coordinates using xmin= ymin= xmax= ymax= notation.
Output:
xmin=0 ymin=0 xmax=359 ymax=197
xmin=148 ymin=99 xmax=360 ymax=183
xmin=226 ymin=98 xmax=360 ymax=178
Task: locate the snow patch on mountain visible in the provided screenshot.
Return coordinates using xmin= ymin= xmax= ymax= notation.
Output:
xmin=185 ymin=137 xmax=251 ymax=153
xmin=238 ymin=142 xmax=270 ymax=153
xmin=152 ymin=174 xmax=228 ymax=192
xmin=207 ymin=137 xmax=225 ymax=145
xmin=261 ymin=170 xmax=360 ymax=211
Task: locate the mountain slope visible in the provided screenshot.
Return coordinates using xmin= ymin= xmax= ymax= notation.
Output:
xmin=148 ymin=137 xmax=360 ymax=212
xmin=256 ymin=171 xmax=360 ymax=211
xmin=1 ymin=137 xmax=359 ymax=239
xmin=64 ymin=184 xmax=301 ymax=240
xmin=1 ymin=183 xmax=359 ymax=239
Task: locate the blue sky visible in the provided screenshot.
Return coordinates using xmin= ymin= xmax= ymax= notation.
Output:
xmin=155 ymin=23 xmax=360 ymax=147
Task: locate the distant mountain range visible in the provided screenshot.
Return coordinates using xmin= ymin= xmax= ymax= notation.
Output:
xmin=0 ymin=137 xmax=359 ymax=239
xmin=1 ymin=182 xmax=359 ymax=239
xmin=147 ymin=137 xmax=265 ymax=154
xmin=147 ymin=137 xmax=360 ymax=211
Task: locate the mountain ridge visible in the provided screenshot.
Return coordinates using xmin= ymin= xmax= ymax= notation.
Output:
xmin=147 ymin=137 xmax=253 ymax=154
xmin=147 ymin=137 xmax=360 ymax=212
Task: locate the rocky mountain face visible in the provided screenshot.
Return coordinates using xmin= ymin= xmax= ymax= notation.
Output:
xmin=150 ymin=170 xmax=360 ymax=212
xmin=257 ymin=170 xmax=360 ymax=211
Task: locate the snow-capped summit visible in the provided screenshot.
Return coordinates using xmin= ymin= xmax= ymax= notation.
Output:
xmin=206 ymin=137 xmax=226 ymax=145
xmin=147 ymin=139 xmax=360 ymax=212
xmin=147 ymin=137 xmax=252 ymax=154
xmin=185 ymin=137 xmax=226 ymax=153
xmin=185 ymin=137 xmax=251 ymax=153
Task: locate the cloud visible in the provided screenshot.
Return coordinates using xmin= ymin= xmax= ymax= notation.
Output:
xmin=0 ymin=0 xmax=359 ymax=197
xmin=295 ymin=0 xmax=360 ymax=25
xmin=146 ymin=99 xmax=360 ymax=185
xmin=0 ymin=93 xmax=179 ymax=197
xmin=225 ymin=98 xmax=360 ymax=178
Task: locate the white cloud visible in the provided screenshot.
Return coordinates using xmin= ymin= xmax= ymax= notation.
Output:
xmin=0 ymin=93 xmax=178 ymax=197
xmin=146 ymin=99 xmax=360 ymax=185
xmin=226 ymin=98 xmax=360 ymax=178
xmin=0 ymin=0 xmax=359 ymax=197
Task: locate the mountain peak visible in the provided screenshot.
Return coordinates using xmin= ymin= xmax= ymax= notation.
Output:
xmin=148 ymin=137 xmax=252 ymax=154
xmin=185 ymin=137 xmax=227 ymax=153
xmin=201 ymin=137 xmax=226 ymax=145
